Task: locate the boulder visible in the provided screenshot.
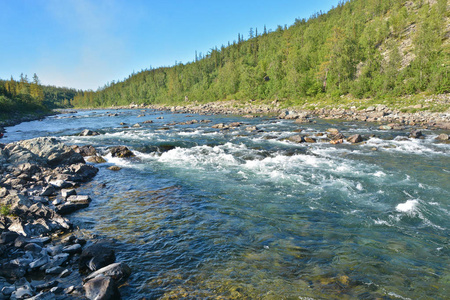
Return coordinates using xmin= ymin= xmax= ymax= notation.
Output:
xmin=409 ymin=130 xmax=423 ymax=139
xmin=87 ymin=156 xmax=107 ymax=164
xmin=288 ymin=135 xmax=304 ymax=143
xmin=79 ymin=242 xmax=116 ymax=274
xmin=83 ymin=262 xmax=131 ymax=283
xmin=303 ymin=137 xmax=316 ymax=143
xmin=79 ymin=129 xmax=100 ymax=136
xmin=0 ymin=262 xmax=26 ymax=280
xmin=84 ymin=275 xmax=120 ymax=300
xmin=108 ymin=166 xmax=121 ymax=171
xmin=0 ymin=231 xmax=19 ymax=245
xmin=109 ymin=146 xmax=134 ymax=158
xmin=61 ymin=189 xmax=77 ymax=199
xmin=77 ymin=145 xmax=97 ymax=157
xmin=347 ymin=134 xmax=363 ymax=144
xmin=326 ymin=128 xmax=340 ymax=135
xmin=436 ymin=133 xmax=449 ymax=141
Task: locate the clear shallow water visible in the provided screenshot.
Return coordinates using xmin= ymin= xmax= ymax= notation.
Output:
xmin=3 ymin=109 xmax=450 ymax=299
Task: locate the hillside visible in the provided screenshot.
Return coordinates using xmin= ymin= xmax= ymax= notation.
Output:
xmin=72 ymin=0 xmax=449 ymax=109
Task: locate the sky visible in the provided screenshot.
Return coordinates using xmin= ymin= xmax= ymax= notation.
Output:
xmin=0 ymin=0 xmax=339 ymax=91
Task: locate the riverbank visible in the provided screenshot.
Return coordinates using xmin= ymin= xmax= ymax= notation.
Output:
xmin=0 ymin=111 xmax=56 ymax=136
xmin=0 ymin=137 xmax=131 ymax=299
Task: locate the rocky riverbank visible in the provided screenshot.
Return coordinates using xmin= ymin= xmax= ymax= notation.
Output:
xmin=0 ymin=137 xmax=131 ymax=299
xmin=142 ymin=99 xmax=450 ymax=130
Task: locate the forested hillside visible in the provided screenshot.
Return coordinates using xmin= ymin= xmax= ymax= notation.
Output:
xmin=0 ymin=74 xmax=77 ymax=120
xmin=71 ymin=0 xmax=448 ymax=108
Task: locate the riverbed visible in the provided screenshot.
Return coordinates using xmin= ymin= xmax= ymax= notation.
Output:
xmin=2 ymin=109 xmax=449 ymax=299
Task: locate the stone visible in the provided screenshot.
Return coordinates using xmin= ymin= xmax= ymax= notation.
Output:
xmin=288 ymin=135 xmax=304 ymax=143
xmin=347 ymin=134 xmax=363 ymax=143
xmin=79 ymin=242 xmax=116 ymax=274
xmin=45 ymin=266 xmax=65 ymax=275
xmin=409 ymin=130 xmax=423 ymax=139
xmin=0 ymin=231 xmax=19 ymax=244
xmin=87 ymin=156 xmax=107 ymax=163
xmin=79 ymin=129 xmax=100 ymax=136
xmin=84 ymin=275 xmax=120 ymax=300
xmin=77 ymin=145 xmax=97 ymax=157
xmin=108 ymin=166 xmax=121 ymax=171
xmin=67 ymin=195 xmax=91 ymax=203
xmin=142 ymin=120 xmax=153 ymax=124
xmin=436 ymin=133 xmax=449 ymax=141
xmin=56 ymin=202 xmax=89 ymax=215
xmin=0 ymin=262 xmax=26 ymax=280
xmin=11 ymin=286 xmax=34 ymax=299
xmin=27 ymin=292 xmax=57 ymax=299
xmin=132 ymin=123 xmax=141 ymax=128
xmin=109 ymin=146 xmax=134 ymax=158
xmin=62 ymin=243 xmax=82 ymax=254
xmin=84 ymin=262 xmax=132 ymax=283
xmin=29 ymin=254 xmax=49 ymax=269
xmin=245 ymin=126 xmax=258 ymax=132
xmin=330 ymin=139 xmax=343 ymax=145
xmin=49 ymin=180 xmax=73 ymax=189
xmin=379 ymin=125 xmax=392 ymax=130
xmin=59 ymin=269 xmax=71 ymax=278
xmin=326 ymin=128 xmax=340 ymax=135
xmin=61 ymin=189 xmax=77 ymax=199
xmin=303 ymin=137 xmax=316 ymax=143
xmin=24 ymin=243 xmax=43 ymax=253
xmin=40 ymin=185 xmax=56 ymax=196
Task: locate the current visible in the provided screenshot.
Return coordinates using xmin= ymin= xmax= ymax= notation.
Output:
xmin=2 ymin=109 xmax=449 ymax=299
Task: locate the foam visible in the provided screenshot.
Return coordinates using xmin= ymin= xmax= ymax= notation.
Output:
xmin=395 ymin=199 xmax=419 ymax=214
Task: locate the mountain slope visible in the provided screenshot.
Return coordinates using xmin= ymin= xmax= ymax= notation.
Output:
xmin=72 ymin=0 xmax=449 ymax=108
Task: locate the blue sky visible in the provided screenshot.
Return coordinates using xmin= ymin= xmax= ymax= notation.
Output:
xmin=0 ymin=0 xmax=339 ymax=90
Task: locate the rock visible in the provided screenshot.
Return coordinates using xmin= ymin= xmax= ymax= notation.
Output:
xmin=326 ymin=128 xmax=340 ymax=135
xmin=11 ymin=286 xmax=34 ymax=299
xmin=109 ymin=146 xmax=134 ymax=158
xmin=24 ymin=243 xmax=43 ymax=253
xmin=330 ymin=139 xmax=343 ymax=145
xmin=288 ymin=135 xmax=304 ymax=143
xmin=436 ymin=133 xmax=449 ymax=141
xmin=245 ymin=126 xmax=258 ymax=132
xmin=379 ymin=125 xmax=392 ymax=130
xmin=2 ymin=286 xmax=15 ymax=296
xmin=84 ymin=275 xmax=120 ymax=300
xmin=87 ymin=156 xmax=107 ymax=163
xmin=56 ymin=202 xmax=89 ymax=215
xmin=45 ymin=266 xmax=65 ymax=275
xmin=8 ymin=219 xmax=31 ymax=237
xmin=67 ymin=195 xmax=91 ymax=203
xmin=77 ymin=145 xmax=97 ymax=157
xmin=59 ymin=269 xmax=71 ymax=278
xmin=29 ymin=254 xmax=49 ymax=269
xmin=0 ymin=262 xmax=26 ymax=280
xmin=84 ymin=262 xmax=131 ymax=283
xmin=409 ymin=130 xmax=423 ymax=139
xmin=142 ymin=120 xmax=153 ymax=124
xmin=347 ymin=134 xmax=363 ymax=143
xmin=49 ymin=180 xmax=73 ymax=189
xmin=62 ymin=243 xmax=82 ymax=254
xmin=108 ymin=166 xmax=121 ymax=171
xmin=0 ymin=231 xmax=19 ymax=245
xmin=132 ymin=123 xmax=141 ymax=128
xmin=27 ymin=292 xmax=57 ymax=299
xmin=61 ymin=189 xmax=76 ymax=199
xmin=40 ymin=185 xmax=56 ymax=197
xmin=303 ymin=137 xmax=316 ymax=143
xmin=79 ymin=129 xmax=100 ymax=136
xmin=69 ymin=163 xmax=99 ymax=181
xmin=79 ymin=242 xmax=116 ymax=274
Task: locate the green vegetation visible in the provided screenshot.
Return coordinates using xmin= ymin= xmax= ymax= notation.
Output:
xmin=0 ymin=204 xmax=11 ymax=216
xmin=72 ymin=0 xmax=449 ymax=109
xmin=0 ymin=74 xmax=77 ymax=121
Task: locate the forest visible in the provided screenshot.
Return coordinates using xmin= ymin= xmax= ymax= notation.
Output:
xmin=72 ymin=0 xmax=449 ymax=108
xmin=0 ymin=74 xmax=77 ymax=120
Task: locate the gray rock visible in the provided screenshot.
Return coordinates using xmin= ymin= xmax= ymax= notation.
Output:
xmin=56 ymin=202 xmax=89 ymax=215
xmin=436 ymin=133 xmax=449 ymax=141
xmin=79 ymin=242 xmax=116 ymax=274
xmin=67 ymin=195 xmax=91 ymax=203
xmin=29 ymin=254 xmax=49 ymax=269
xmin=49 ymin=180 xmax=72 ymax=189
xmin=347 ymin=134 xmax=363 ymax=144
xmin=2 ymin=286 xmax=15 ymax=296
xmin=62 ymin=243 xmax=82 ymax=254
xmin=61 ymin=189 xmax=76 ymax=199
xmin=109 ymin=146 xmax=134 ymax=158
xmin=0 ymin=231 xmax=19 ymax=244
xmin=24 ymin=243 xmax=43 ymax=253
xmin=409 ymin=130 xmax=423 ymax=139
xmin=59 ymin=269 xmax=71 ymax=278
xmin=84 ymin=275 xmax=120 ymax=300
xmin=40 ymin=185 xmax=56 ymax=196
xmin=26 ymin=292 xmax=56 ymax=300
xmin=0 ymin=262 xmax=26 ymax=280
xmin=84 ymin=262 xmax=131 ymax=283
xmin=77 ymin=145 xmax=97 ymax=156
xmin=46 ymin=245 xmax=63 ymax=256
xmin=288 ymin=135 xmax=304 ymax=143
xmin=45 ymin=266 xmax=65 ymax=275
xmin=79 ymin=129 xmax=100 ymax=136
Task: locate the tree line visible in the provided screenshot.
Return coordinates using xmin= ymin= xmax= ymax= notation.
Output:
xmin=0 ymin=74 xmax=77 ymax=118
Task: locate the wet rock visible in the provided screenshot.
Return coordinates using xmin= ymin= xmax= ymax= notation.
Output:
xmin=108 ymin=166 xmax=121 ymax=171
xmin=132 ymin=123 xmax=141 ymax=128
xmin=84 ymin=262 xmax=131 ymax=283
xmin=142 ymin=120 xmax=153 ymax=124
xmin=347 ymin=134 xmax=363 ymax=143
xmin=303 ymin=137 xmax=316 ymax=143
xmin=0 ymin=262 xmax=26 ymax=280
xmin=326 ymin=128 xmax=340 ymax=135
xmin=87 ymin=156 xmax=107 ymax=163
xmin=109 ymin=146 xmax=134 ymax=158
xmin=61 ymin=189 xmax=76 ymax=199
xmin=67 ymin=195 xmax=91 ymax=203
xmin=0 ymin=231 xmax=19 ymax=245
xmin=379 ymin=125 xmax=392 ymax=130
xmin=409 ymin=130 xmax=423 ymax=139
xmin=288 ymin=135 xmax=304 ymax=143
xmin=62 ymin=243 xmax=82 ymax=254
xmin=79 ymin=242 xmax=116 ymax=274
xmin=330 ymin=139 xmax=343 ymax=145
xmin=84 ymin=275 xmax=120 ymax=300
xmin=56 ymin=202 xmax=89 ymax=215
xmin=49 ymin=179 xmax=73 ymax=189
xmin=77 ymin=145 xmax=97 ymax=157
xmin=245 ymin=126 xmax=258 ymax=132
xmin=79 ymin=129 xmax=100 ymax=136
xmin=436 ymin=133 xmax=449 ymax=141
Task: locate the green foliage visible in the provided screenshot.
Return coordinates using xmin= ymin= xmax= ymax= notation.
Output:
xmin=0 ymin=74 xmax=76 ymax=119
xmin=69 ymin=0 xmax=449 ymax=108
xmin=0 ymin=204 xmax=11 ymax=216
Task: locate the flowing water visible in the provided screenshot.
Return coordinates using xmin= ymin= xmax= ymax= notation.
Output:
xmin=3 ymin=109 xmax=450 ymax=299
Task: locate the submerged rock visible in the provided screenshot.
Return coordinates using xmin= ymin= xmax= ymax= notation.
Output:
xmin=109 ymin=146 xmax=134 ymax=158
xmin=84 ymin=275 xmax=120 ymax=300
xmin=347 ymin=134 xmax=363 ymax=143
xmin=79 ymin=129 xmax=100 ymax=136
xmin=79 ymin=242 xmax=116 ymax=274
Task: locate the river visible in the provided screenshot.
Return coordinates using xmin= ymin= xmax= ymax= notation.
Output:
xmin=2 ymin=109 xmax=449 ymax=299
